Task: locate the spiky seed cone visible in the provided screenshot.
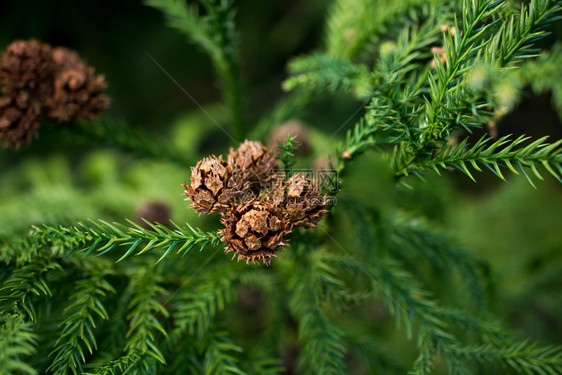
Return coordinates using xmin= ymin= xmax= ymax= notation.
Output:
xmin=184 ymin=155 xmax=249 ymax=214
xmin=0 ymin=39 xmax=56 ymax=100
xmin=0 ymin=93 xmax=41 ymax=148
xmin=228 ymin=140 xmax=278 ymax=190
xmin=268 ymin=173 xmax=327 ymax=229
xmin=48 ymin=65 xmax=110 ymax=123
xmin=267 ymin=119 xmax=310 ymax=155
xmin=220 ymin=197 xmax=290 ymax=265
xmin=286 ymin=173 xmax=328 ymax=228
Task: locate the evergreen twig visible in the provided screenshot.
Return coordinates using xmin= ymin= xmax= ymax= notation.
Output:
xmin=200 ymin=330 xmax=246 ymax=375
xmin=397 ymin=135 xmax=562 ymax=187
xmin=276 ymin=135 xmax=298 ymax=174
xmin=123 ymin=267 xmax=169 ymax=373
xmin=47 ymin=265 xmax=115 ymax=375
xmin=0 ymin=314 xmax=38 ymax=375
xmin=6 ymin=219 xmax=221 ymax=264
xmin=289 ymin=250 xmax=347 ymax=375
xmin=0 ymin=257 xmax=61 ymax=322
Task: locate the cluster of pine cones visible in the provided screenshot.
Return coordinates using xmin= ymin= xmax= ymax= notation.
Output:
xmin=0 ymin=39 xmax=110 ymax=148
xmin=184 ymin=140 xmax=327 ymax=265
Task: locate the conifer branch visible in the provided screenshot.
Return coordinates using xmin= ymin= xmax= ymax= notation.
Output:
xmin=397 ymin=135 xmax=562 ymax=187
xmin=172 ymin=268 xmax=238 ymax=339
xmin=330 ymin=253 xmax=562 ymax=374
xmin=200 ymin=330 xmax=246 ymax=375
xmin=487 ymin=0 xmax=562 ymax=68
xmin=338 ymin=254 xmax=499 ymax=344
xmin=424 ymin=0 xmax=562 ymax=140
xmin=83 ymin=351 xmax=142 ymax=375
xmin=453 ymin=342 xmax=562 ymax=375
xmin=237 ymin=271 xmax=284 ymax=357
xmin=0 ymin=257 xmax=61 ymax=322
xmin=346 ymin=335 xmax=406 ymax=374
xmin=145 ymin=0 xmax=246 ymax=139
xmin=47 ymin=266 xmax=115 ymax=375
xmin=163 ymin=270 xmax=260 ymax=372
xmin=339 ymin=199 xmax=489 ymax=309
xmin=313 ymin=252 xmax=371 ymax=311
xmin=95 ymin=287 xmax=132 ymax=366
xmin=325 ymin=0 xmax=435 ymax=60
xmin=291 ymin=288 xmax=347 ymax=375
xmin=124 ymin=267 xmax=169 ymax=373
xmin=521 ymin=42 xmax=562 ymax=118
xmin=12 ymin=220 xmax=221 ymax=264
xmin=392 ymin=213 xmax=489 ymax=308
xmin=367 ymin=259 xmax=462 ymax=355
xmin=244 ymin=352 xmax=284 ymax=375
xmin=283 ymin=54 xmax=370 ymax=97
xmin=0 ymin=314 xmax=38 ymax=375
xmin=326 ymin=255 xmax=501 ymax=372
xmin=339 ymin=20 xmax=441 ymax=166
xmin=423 ymin=0 xmax=505 ymax=140
xmin=408 ymin=340 xmax=435 ymax=375
xmin=161 ymin=339 xmax=202 ymax=374
xmin=276 ymin=135 xmax=298 ymax=174
xmin=289 ymin=251 xmax=347 ymax=375
xmin=338 ymin=0 xmax=562 ymax=182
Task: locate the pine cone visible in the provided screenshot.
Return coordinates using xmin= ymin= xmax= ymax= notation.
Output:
xmin=184 ymin=155 xmax=249 ymax=214
xmin=48 ymin=65 xmax=110 ymax=123
xmin=268 ymin=173 xmax=327 ymax=229
xmin=228 ymin=140 xmax=278 ymax=190
xmin=0 ymin=39 xmax=55 ymax=100
xmin=0 ymin=93 xmax=41 ymax=148
xmin=220 ymin=198 xmax=290 ymax=265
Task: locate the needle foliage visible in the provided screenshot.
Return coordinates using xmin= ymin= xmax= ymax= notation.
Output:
xmin=1 ymin=0 xmax=562 ymax=374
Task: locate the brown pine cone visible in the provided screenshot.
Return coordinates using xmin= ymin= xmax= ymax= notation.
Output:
xmin=268 ymin=173 xmax=327 ymax=229
xmin=0 ymin=93 xmax=41 ymax=148
xmin=0 ymin=40 xmax=56 ymax=100
xmin=184 ymin=155 xmax=249 ymax=214
xmin=228 ymin=140 xmax=278 ymax=190
xmin=220 ymin=197 xmax=290 ymax=265
xmin=48 ymin=65 xmax=110 ymax=123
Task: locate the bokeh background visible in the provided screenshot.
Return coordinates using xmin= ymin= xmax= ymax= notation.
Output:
xmin=0 ymin=0 xmax=561 ymax=372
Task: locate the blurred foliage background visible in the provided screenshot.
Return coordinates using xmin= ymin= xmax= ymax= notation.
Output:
xmin=0 ymin=0 xmax=561 ymax=371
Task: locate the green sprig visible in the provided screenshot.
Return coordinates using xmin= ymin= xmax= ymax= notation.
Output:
xmin=10 ymin=219 xmax=221 ymax=264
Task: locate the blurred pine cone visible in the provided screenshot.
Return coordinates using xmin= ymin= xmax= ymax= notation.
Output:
xmin=0 ymin=39 xmax=55 ymax=100
xmin=0 ymin=93 xmax=40 ymax=148
xmin=267 ymin=119 xmax=310 ymax=155
xmin=48 ymin=66 xmax=110 ymax=123
xmin=220 ymin=197 xmax=290 ymax=265
xmin=0 ymin=40 xmax=111 ymax=147
xmin=228 ymin=140 xmax=278 ymax=190
xmin=135 ymin=201 xmax=171 ymax=229
xmin=184 ymin=155 xmax=248 ymax=214
xmin=268 ymin=173 xmax=327 ymax=229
